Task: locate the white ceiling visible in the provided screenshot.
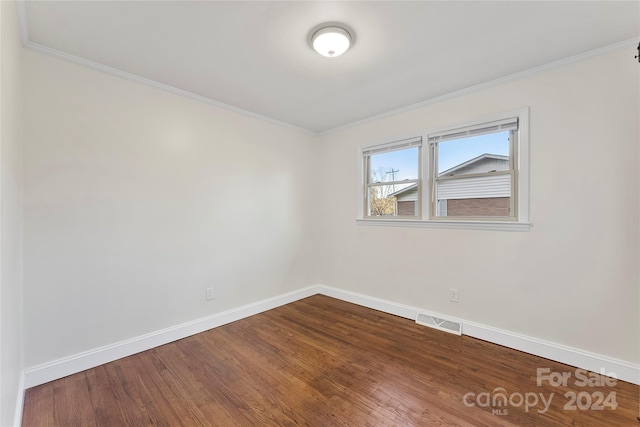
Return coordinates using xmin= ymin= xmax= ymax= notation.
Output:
xmin=20 ymin=1 xmax=640 ymax=133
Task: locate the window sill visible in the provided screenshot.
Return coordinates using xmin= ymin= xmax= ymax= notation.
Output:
xmin=356 ymin=218 xmax=531 ymax=232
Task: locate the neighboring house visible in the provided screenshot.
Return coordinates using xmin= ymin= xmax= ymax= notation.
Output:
xmin=389 ymin=153 xmax=510 ymax=217
xmin=390 ymin=183 xmax=419 ymax=216
xmin=439 ymin=153 xmax=509 ymax=176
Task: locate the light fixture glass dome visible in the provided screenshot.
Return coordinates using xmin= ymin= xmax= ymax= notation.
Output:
xmin=312 ymin=26 xmax=351 ymax=57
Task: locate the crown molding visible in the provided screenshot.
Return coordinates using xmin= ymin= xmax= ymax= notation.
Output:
xmin=15 ymin=0 xmax=313 ymax=135
xmin=23 ymin=40 xmax=315 ymax=135
xmin=13 ymin=1 xmax=639 ymax=136
xmin=15 ymin=0 xmax=29 ymax=45
xmin=320 ymin=38 xmax=639 ymax=135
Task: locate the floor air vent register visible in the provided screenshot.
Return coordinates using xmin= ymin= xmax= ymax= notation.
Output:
xmin=415 ymin=312 xmax=462 ymax=336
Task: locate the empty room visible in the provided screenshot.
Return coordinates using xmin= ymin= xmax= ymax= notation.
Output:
xmin=1 ymin=1 xmax=639 ymax=426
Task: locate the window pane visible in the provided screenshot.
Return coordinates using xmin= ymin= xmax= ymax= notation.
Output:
xmin=437 ymin=131 xmax=509 ymax=176
xmin=369 ymin=147 xmax=419 ymax=183
xmin=435 ymin=175 xmax=511 ymax=217
xmin=368 ymin=182 xmax=418 ymax=217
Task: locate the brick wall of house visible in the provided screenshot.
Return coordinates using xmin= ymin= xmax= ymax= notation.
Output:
xmin=446 ymin=197 xmax=510 ymax=217
xmin=397 ymin=201 xmax=416 ymax=216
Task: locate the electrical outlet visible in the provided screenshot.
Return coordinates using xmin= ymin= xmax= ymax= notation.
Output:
xmin=449 ymin=288 xmax=459 ymax=303
xmin=205 ymin=287 xmax=215 ymax=301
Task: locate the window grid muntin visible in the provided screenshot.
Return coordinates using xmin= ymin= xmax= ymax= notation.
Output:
xmin=363 ymin=143 xmax=422 ymax=218
xmin=430 ymin=128 xmax=518 ymax=221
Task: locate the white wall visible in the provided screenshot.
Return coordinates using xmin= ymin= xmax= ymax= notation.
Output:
xmin=23 ymin=50 xmax=319 ymax=367
xmin=0 ymin=0 xmax=24 ymax=425
xmin=17 ymin=22 xmax=639 ymax=394
xmin=317 ymin=47 xmax=639 ymax=365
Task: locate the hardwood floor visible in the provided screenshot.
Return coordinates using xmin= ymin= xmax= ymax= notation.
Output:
xmin=22 ymin=295 xmax=639 ymax=426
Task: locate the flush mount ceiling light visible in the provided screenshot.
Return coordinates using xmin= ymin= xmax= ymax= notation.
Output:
xmin=311 ymin=25 xmax=352 ymax=57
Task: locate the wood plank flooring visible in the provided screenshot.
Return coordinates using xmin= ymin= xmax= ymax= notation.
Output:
xmin=22 ymin=295 xmax=639 ymax=426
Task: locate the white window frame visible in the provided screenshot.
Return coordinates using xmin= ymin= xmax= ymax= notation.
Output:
xmin=430 ymin=116 xmax=518 ymax=221
xmin=361 ymin=136 xmax=423 ymax=219
xmin=357 ymin=108 xmax=530 ymax=232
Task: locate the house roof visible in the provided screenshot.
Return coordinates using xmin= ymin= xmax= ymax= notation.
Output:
xmin=387 ymin=153 xmax=508 ymax=198
xmin=389 ymin=183 xmax=418 ymax=198
xmin=438 ymin=153 xmax=508 ymax=176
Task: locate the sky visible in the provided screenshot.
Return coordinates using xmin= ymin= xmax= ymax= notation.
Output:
xmin=369 ymin=131 xmax=509 ymax=181
xmin=370 ymin=147 xmax=418 ymax=182
xmin=437 ymin=131 xmax=509 ymax=172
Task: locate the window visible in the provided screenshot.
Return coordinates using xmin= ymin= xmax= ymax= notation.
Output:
xmin=358 ymin=108 xmax=530 ymax=231
xmin=363 ymin=137 xmax=421 ymax=218
xmin=430 ymin=117 xmax=518 ymax=220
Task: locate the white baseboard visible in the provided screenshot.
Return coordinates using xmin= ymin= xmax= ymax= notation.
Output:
xmin=23 ymin=284 xmax=639 ymax=389
xmin=12 ymin=371 xmax=25 ymax=427
xmin=23 ymin=285 xmax=319 ymax=388
xmin=317 ymin=285 xmax=640 ymax=385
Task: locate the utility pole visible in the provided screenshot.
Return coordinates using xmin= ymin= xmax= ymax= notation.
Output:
xmin=386 ymin=168 xmax=399 ymax=193
xmin=386 ymin=168 xmax=400 ymax=215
